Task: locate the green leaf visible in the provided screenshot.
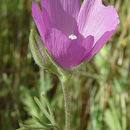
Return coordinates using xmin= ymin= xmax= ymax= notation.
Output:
xmin=104 ymin=110 xmax=117 ymax=130
xmin=41 ymin=95 xmax=55 ymax=124
xmin=19 ymin=123 xmax=47 ymax=129
xmin=33 ymin=115 xmax=55 ymax=128
xmin=34 ymin=96 xmax=53 ymax=123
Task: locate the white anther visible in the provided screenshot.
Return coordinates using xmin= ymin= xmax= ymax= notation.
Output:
xmin=69 ymin=34 xmax=77 ymax=40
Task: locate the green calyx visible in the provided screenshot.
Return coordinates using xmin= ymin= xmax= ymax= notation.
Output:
xmin=29 ymin=30 xmax=71 ymax=80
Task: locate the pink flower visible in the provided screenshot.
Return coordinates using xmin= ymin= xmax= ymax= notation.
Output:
xmin=32 ymin=0 xmax=119 ymax=70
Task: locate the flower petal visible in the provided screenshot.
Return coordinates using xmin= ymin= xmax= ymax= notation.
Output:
xmin=77 ymin=0 xmax=119 ymax=42
xmin=58 ymin=0 xmax=81 ymax=19
xmin=86 ymin=30 xmax=115 ymax=61
xmin=32 ymin=2 xmax=50 ymax=41
xmin=44 ymin=28 xmax=94 ymax=69
xmin=40 ymin=0 xmax=77 ymax=36
xmin=77 ymin=0 xmax=119 ymax=60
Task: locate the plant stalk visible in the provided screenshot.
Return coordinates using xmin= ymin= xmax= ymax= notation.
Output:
xmin=61 ymin=79 xmax=70 ymax=130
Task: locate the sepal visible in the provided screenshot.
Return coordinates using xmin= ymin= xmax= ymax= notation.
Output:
xmin=29 ymin=30 xmax=71 ymax=80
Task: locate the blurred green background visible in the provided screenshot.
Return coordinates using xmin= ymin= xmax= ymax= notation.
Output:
xmin=0 ymin=0 xmax=130 ymax=130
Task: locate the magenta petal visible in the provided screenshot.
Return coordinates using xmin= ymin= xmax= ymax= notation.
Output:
xmin=59 ymin=0 xmax=81 ymax=19
xmin=40 ymin=0 xmax=77 ymax=36
xmin=77 ymin=0 xmax=119 ymax=60
xmin=32 ymin=0 xmax=120 ymax=69
xmin=32 ymin=2 xmax=50 ymax=41
xmin=86 ymin=30 xmax=114 ymax=61
xmin=77 ymin=0 xmax=119 ymax=42
xmin=44 ymin=28 xmax=94 ymax=69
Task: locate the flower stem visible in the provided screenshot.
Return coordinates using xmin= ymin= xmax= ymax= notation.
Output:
xmin=61 ymin=79 xmax=70 ymax=130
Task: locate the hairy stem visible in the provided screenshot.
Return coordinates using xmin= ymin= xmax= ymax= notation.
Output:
xmin=61 ymin=79 xmax=70 ymax=130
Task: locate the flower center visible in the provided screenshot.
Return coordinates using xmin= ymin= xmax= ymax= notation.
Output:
xmin=69 ymin=34 xmax=77 ymax=40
